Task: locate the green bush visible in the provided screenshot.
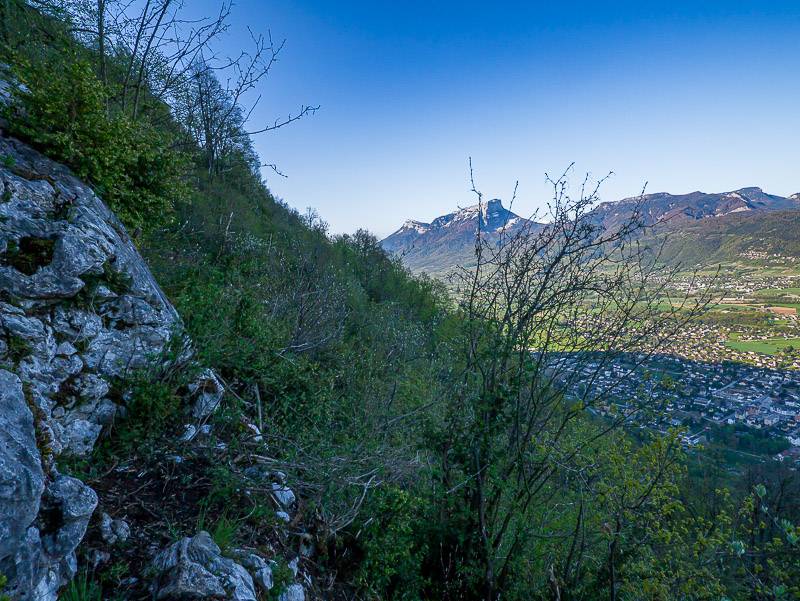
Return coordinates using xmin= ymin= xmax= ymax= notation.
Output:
xmin=3 ymin=56 xmax=185 ymax=232
xmin=354 ymin=487 xmax=430 ymax=600
xmin=98 ymin=369 xmax=185 ymax=462
xmin=61 ymin=570 xmax=102 ymax=601
xmin=0 ymin=573 xmax=10 ymax=601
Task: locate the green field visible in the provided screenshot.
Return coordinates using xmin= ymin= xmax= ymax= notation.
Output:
xmin=754 ymin=287 xmax=800 ymax=298
xmin=724 ymin=337 xmax=800 ymax=355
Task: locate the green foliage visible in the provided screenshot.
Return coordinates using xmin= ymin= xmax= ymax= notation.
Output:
xmin=711 ymin=424 xmax=792 ymax=456
xmin=97 ymin=358 xmax=188 ymax=463
xmin=126 ymin=379 xmax=182 ymax=430
xmin=61 ymin=570 xmax=102 ymax=601
xmin=269 ymin=560 xmax=296 ymax=601
xmin=353 ymin=487 xmax=430 ymax=600
xmin=2 ymin=56 xmax=185 ymax=232
xmin=0 ymin=573 xmax=10 ymax=601
xmin=210 ymin=515 xmax=239 ymax=555
xmin=5 ymin=333 xmax=31 ymax=365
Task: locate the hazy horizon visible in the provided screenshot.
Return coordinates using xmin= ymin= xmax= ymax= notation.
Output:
xmin=188 ymin=0 xmax=800 ymax=237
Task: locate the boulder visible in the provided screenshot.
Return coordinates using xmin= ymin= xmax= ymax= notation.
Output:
xmin=151 ymin=532 xmax=257 ymax=601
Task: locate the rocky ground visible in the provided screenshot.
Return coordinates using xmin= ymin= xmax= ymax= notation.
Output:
xmin=0 ymin=135 xmax=311 ymax=600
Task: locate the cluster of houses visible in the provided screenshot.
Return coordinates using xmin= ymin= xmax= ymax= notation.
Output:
xmin=555 ymin=351 xmax=800 ymax=467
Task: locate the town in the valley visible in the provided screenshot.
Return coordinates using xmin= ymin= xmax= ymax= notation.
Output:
xmin=559 ymin=266 xmax=800 ymax=468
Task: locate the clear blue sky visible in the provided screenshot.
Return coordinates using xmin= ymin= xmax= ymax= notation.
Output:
xmin=194 ymin=1 xmax=800 ymax=236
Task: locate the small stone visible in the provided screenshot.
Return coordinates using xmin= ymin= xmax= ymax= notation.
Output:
xmin=271 ymin=483 xmax=296 ymax=508
xmin=190 ymin=369 xmax=224 ymax=419
xmin=88 ymin=549 xmax=111 ymax=568
xmin=100 ymin=513 xmax=115 ymax=543
xmin=179 ymin=424 xmax=197 ymax=441
xmin=278 ymin=583 xmax=305 ymax=601
xmin=112 ymin=518 xmax=130 ymax=544
xmin=244 ymin=466 xmax=267 ymax=481
xmin=276 ymin=511 xmax=290 ymax=523
xmin=244 ymin=422 xmax=262 ymax=442
xmin=232 ymin=551 xmax=273 ymax=592
xmin=93 ymin=284 xmax=118 ymax=300
xmin=99 ymin=513 xmax=128 ymax=545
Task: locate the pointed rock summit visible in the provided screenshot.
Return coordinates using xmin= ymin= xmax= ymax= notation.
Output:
xmin=381 ymin=199 xmax=539 ymax=274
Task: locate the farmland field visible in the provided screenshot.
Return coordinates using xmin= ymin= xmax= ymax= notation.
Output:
xmin=724 ymin=337 xmax=800 ymax=355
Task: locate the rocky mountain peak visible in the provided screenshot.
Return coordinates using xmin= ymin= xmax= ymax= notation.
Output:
xmin=381 ymin=198 xmax=538 ymax=274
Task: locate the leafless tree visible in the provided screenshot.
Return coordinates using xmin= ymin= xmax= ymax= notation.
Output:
xmin=435 ymin=163 xmax=712 ymax=600
xmin=21 ymin=0 xmax=316 ymax=165
xmin=171 ymin=29 xmax=317 ymax=176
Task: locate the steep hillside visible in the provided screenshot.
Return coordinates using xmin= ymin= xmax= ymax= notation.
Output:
xmin=4 ymin=3 xmax=800 ymax=600
xmin=653 ymin=210 xmax=800 ymax=266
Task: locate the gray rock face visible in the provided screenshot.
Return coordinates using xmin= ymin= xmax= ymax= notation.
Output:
xmin=0 ymin=369 xmax=45 ymax=593
xmin=0 ymin=135 xmax=182 ymax=457
xmin=1 ymin=472 xmax=97 ymax=601
xmin=0 ymin=135 xmax=184 ymax=600
xmin=152 ymin=532 xmax=258 ymax=601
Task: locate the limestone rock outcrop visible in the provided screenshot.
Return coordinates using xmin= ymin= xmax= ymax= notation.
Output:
xmin=151 ymin=532 xmax=259 ymax=601
xmin=0 ymin=134 xmax=182 ymax=600
xmin=150 ymin=532 xmax=308 ymax=601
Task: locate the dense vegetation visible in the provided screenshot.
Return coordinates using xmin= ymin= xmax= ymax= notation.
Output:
xmin=1 ymin=2 xmax=799 ymax=600
xmin=651 ymin=211 xmax=800 ymax=267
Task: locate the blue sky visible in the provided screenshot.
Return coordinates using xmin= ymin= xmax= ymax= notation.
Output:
xmin=195 ymin=1 xmax=800 ymax=236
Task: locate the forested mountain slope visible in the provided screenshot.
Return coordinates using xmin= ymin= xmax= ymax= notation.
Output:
xmin=654 ymin=209 xmax=800 ymax=265
xmin=0 ymin=2 xmax=798 ymax=601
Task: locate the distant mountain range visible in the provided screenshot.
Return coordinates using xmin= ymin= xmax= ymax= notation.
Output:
xmin=590 ymin=187 xmax=800 ymax=231
xmin=381 ymin=199 xmax=541 ymax=275
xmin=381 ymin=187 xmax=800 ymax=274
